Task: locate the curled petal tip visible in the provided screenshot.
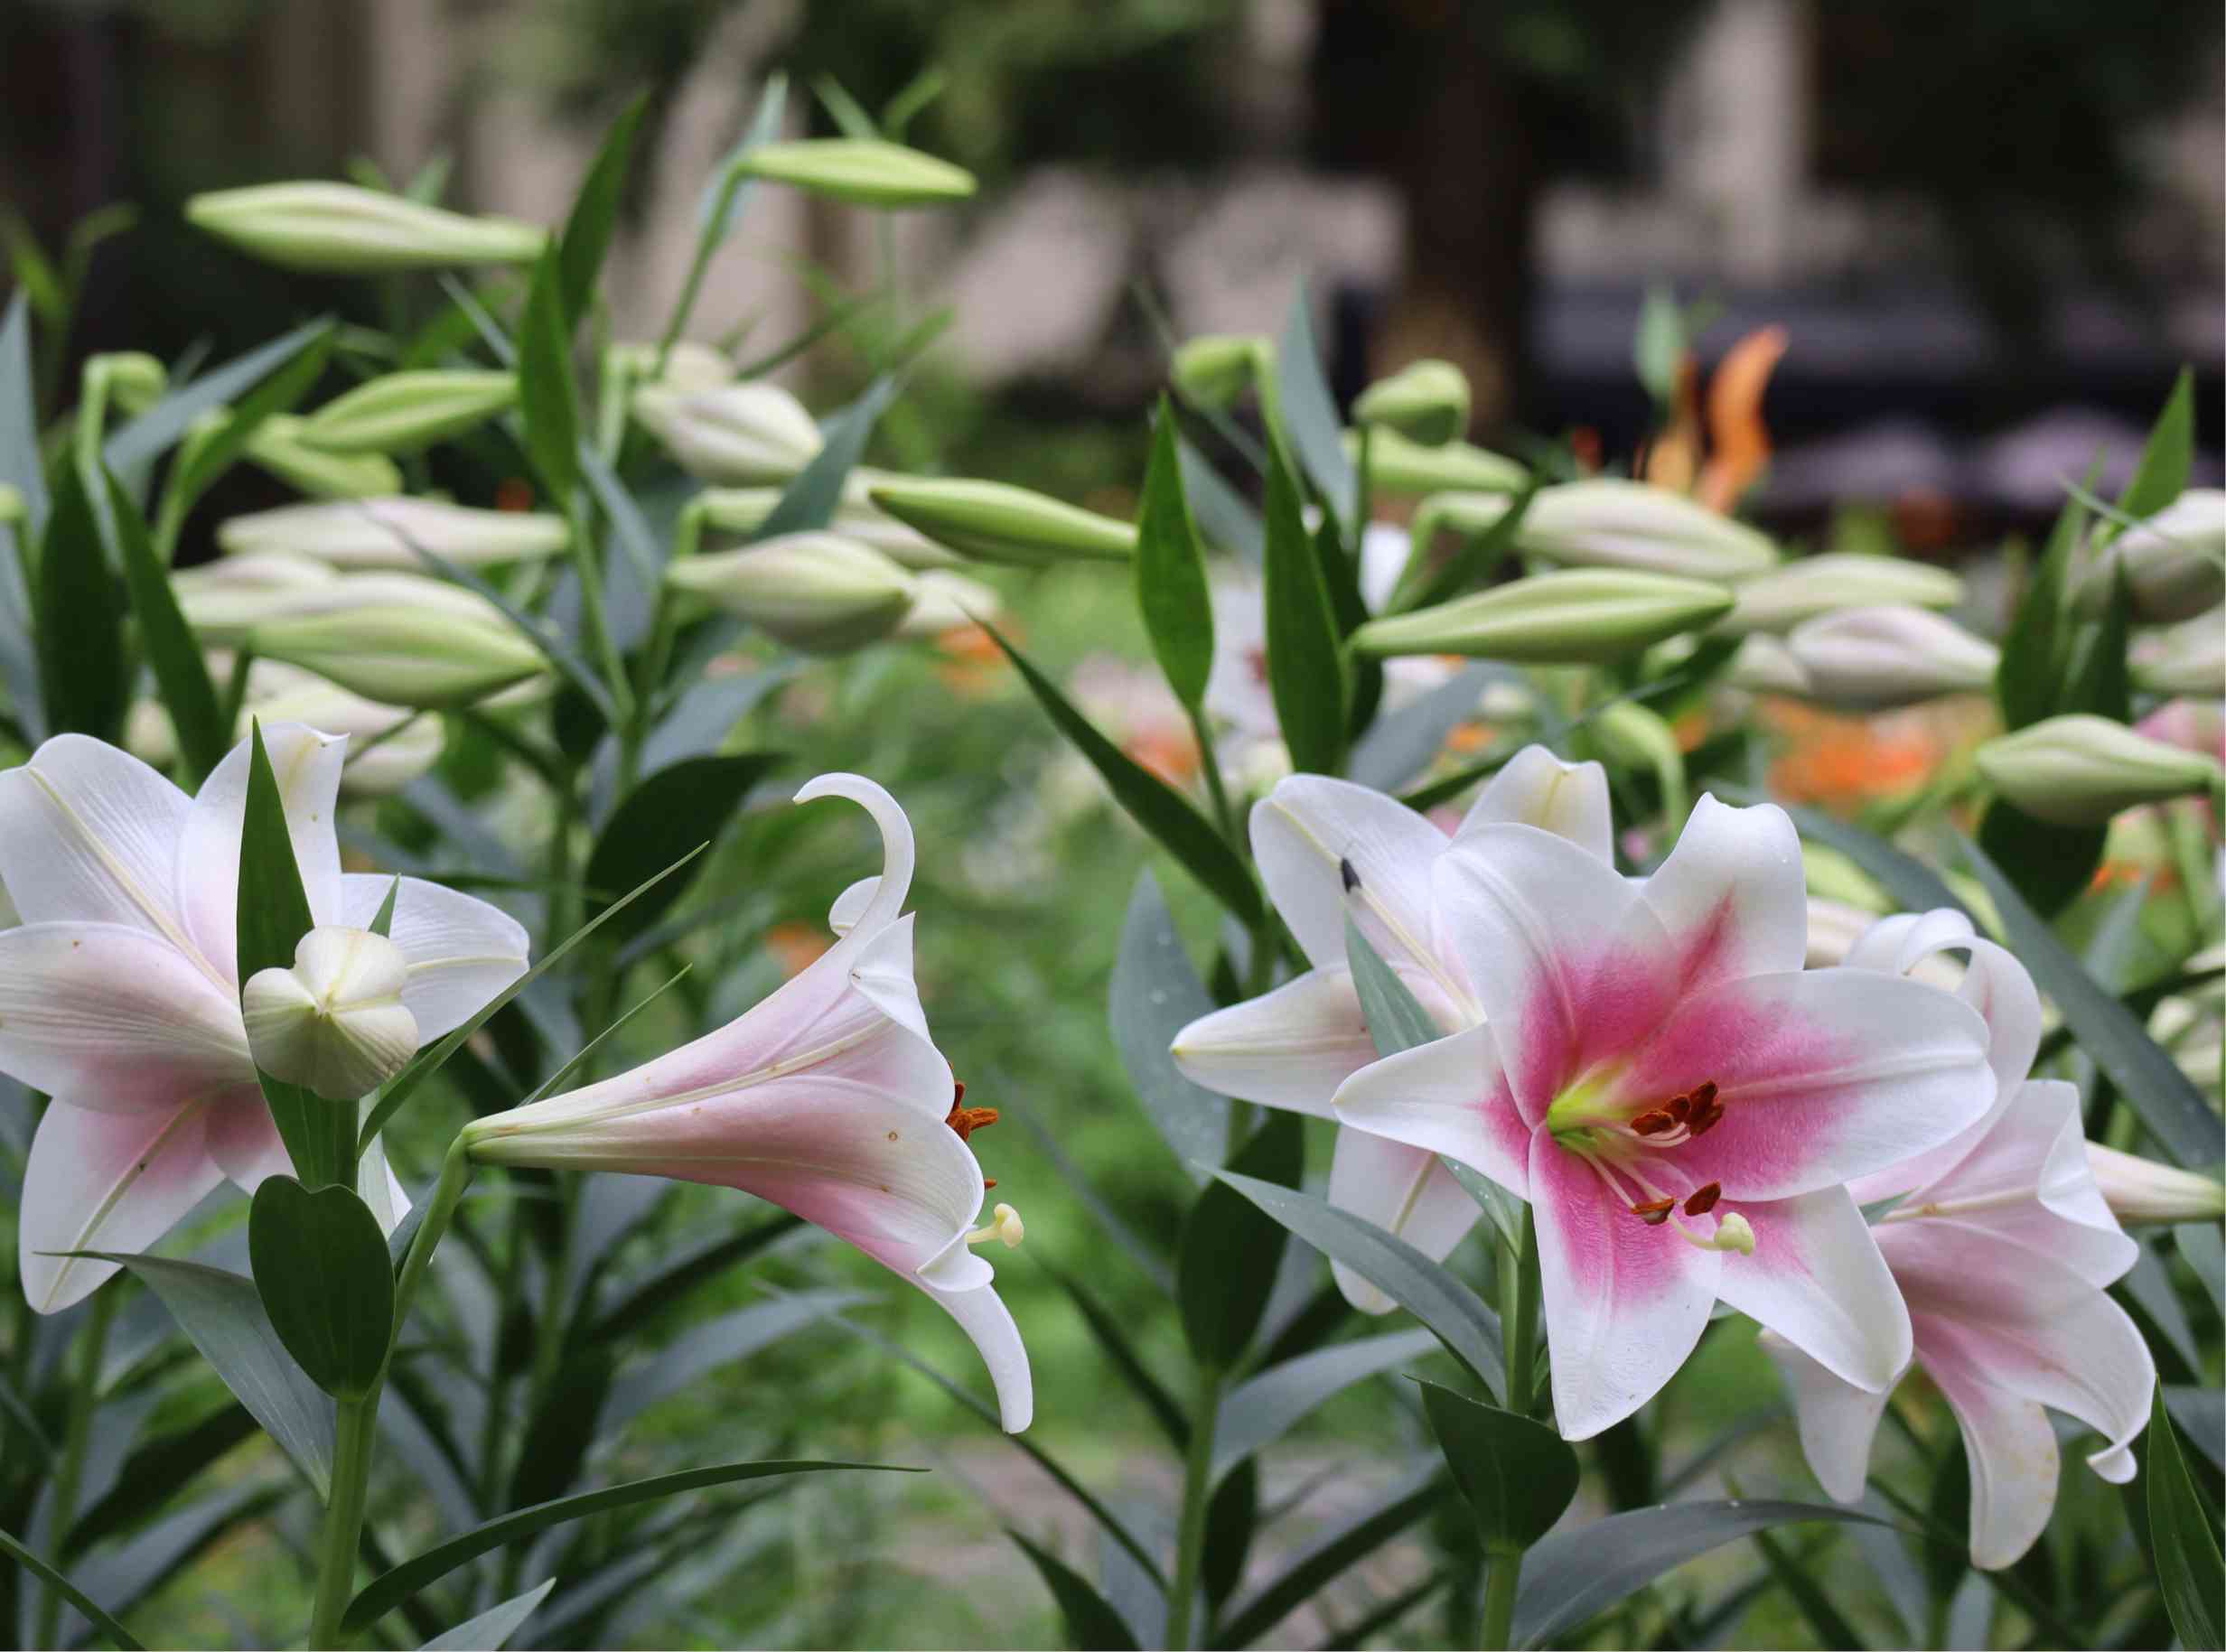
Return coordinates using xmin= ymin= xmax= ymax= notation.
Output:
xmin=793 ymin=773 xmax=915 ymax=936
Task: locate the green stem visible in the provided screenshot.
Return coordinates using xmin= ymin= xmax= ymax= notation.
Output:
xmin=655 ymin=169 xmax=742 ymax=371
xmin=1501 ymin=1207 xmax=1539 ymax=1417
xmin=1187 ymin=700 xmax=1239 ymax=852
xmin=1478 ymin=1545 xmax=1522 ymax=1651
xmin=35 ymin=1286 xmax=116 ymax=1648
xmin=565 ymin=493 xmax=634 ymax=728
xmin=1163 ymin=1363 xmax=1225 ymax=1651
xmin=308 ymin=1395 xmax=375 ymax=1649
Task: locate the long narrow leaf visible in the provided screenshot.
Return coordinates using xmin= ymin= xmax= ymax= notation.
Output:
xmin=1108 ymin=872 xmax=1229 ymax=1180
xmin=1136 ymin=398 xmax=1214 ymax=707
xmin=1212 ymin=1464 xmax=1444 ymax=1648
xmin=1010 ymin=1529 xmax=1143 ymax=1651
xmin=105 ymin=468 xmax=224 ymax=778
xmin=557 ymin=97 xmax=646 ymax=326
xmin=0 ymin=1527 xmax=144 ymax=1651
xmin=1211 ymin=1329 xmax=1438 ymax=1485
xmin=1260 ymin=440 xmax=1347 ymax=775
xmin=104 ymin=318 xmax=332 ymax=473
xmin=1274 ymin=281 xmax=1356 ymax=531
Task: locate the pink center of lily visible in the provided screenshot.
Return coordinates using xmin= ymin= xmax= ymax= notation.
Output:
xmin=1544 ymin=1075 xmax=1757 ymax=1254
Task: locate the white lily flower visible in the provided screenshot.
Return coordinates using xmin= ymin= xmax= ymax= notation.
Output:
xmin=0 ymin=726 xmax=529 ymax=1311
xmin=461 ymin=776 xmax=1032 ymax=1432
xmin=1766 ymin=1079 xmax=2152 ymax=1568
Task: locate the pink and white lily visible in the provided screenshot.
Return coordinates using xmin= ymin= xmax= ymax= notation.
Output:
xmin=0 ymin=726 xmax=530 ymax=1311
xmin=1171 ymin=748 xmax=1613 ymax=1312
xmin=461 ymin=775 xmax=1033 ymax=1433
xmin=1333 ymin=794 xmax=1997 ymax=1437
xmin=1766 ymin=1078 xmax=2154 ymax=1567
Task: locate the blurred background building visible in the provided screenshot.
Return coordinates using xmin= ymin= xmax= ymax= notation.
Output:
xmin=3 ymin=0 xmax=2220 ymax=537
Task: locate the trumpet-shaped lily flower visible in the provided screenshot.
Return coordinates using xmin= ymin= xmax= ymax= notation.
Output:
xmin=461 ymin=775 xmax=1033 ymax=1433
xmin=1334 ymin=795 xmax=1996 ymax=1437
xmin=1766 ymin=1079 xmax=2153 ymax=1568
xmin=1172 ymin=748 xmax=1612 ymax=1312
xmin=0 ymin=726 xmax=530 ymax=1311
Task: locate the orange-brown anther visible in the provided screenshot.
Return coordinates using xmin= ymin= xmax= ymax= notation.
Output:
xmin=1667 ymin=1094 xmax=1692 ymax=1125
xmin=1690 ymin=1080 xmax=1719 ymax=1108
xmin=945 ymin=1101 xmax=1000 ymax=1143
xmin=1630 ymin=1197 xmax=1676 ymax=1226
xmin=1683 ymin=1182 xmax=1722 ymax=1217
xmin=1631 ymin=1109 xmax=1678 ymax=1136
xmin=1688 ymin=1099 xmax=1726 ymax=1136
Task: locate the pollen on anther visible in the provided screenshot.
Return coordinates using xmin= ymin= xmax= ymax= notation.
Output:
xmin=1667 ymin=1094 xmax=1691 ymax=1124
xmin=1684 ymin=1181 xmax=1722 ymax=1216
xmin=1631 ymin=1109 xmax=1676 ymax=1136
xmin=1630 ymin=1197 xmax=1675 ymax=1225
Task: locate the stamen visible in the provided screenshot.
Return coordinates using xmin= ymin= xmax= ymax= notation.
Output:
xmin=1683 ymin=1181 xmax=1722 ymax=1217
xmin=945 ymin=1080 xmax=1001 ymax=1143
xmin=1630 ymin=1197 xmax=1676 ymax=1225
xmin=1631 ymin=1109 xmax=1677 ymax=1136
xmin=965 ymin=1202 xmax=1025 ymax=1248
xmin=1688 ymin=1096 xmax=1726 ymax=1136
xmin=1667 ymin=1094 xmax=1692 ymax=1125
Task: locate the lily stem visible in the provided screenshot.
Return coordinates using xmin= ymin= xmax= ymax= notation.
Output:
xmin=1477 ymin=1543 xmax=1522 ymax=1652
xmin=35 ymin=1286 xmax=116 ymax=1649
xmin=307 ymin=1395 xmax=374 ymax=1649
xmin=1502 ymin=1207 xmax=1539 ymax=1418
xmin=1164 ymin=1362 xmax=1225 ymax=1650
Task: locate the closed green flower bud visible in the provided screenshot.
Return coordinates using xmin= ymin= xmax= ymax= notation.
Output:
xmin=666 ymin=530 xmax=918 ymax=652
xmin=1514 ymin=479 xmax=1779 ymax=581
xmin=731 ymin=139 xmax=977 ymax=209
xmin=1353 ymin=359 xmax=1470 ymax=446
xmin=2079 ymin=489 xmax=2226 ymax=623
xmin=696 ymin=476 xmax=959 ymax=569
xmin=0 ymin=483 xmax=23 ymax=527
xmin=248 ymin=415 xmax=404 ymax=498
xmin=1347 ymin=427 xmax=1526 ymax=497
xmin=2131 ymin=611 xmax=2226 ymax=697
xmin=633 ymin=381 xmax=822 ymax=484
xmin=1173 ymin=335 xmax=1270 ymax=411
xmin=895 ymin=570 xmax=1001 ymax=637
xmin=1783 ymin=605 xmax=1997 ymax=710
xmin=295 ymin=370 xmax=518 ymax=455
xmin=2084 ymin=1142 xmax=2226 ymax=1225
xmin=1352 ymin=568 xmax=1734 ymax=662
xmin=867 ymin=477 xmax=1136 ymax=566
xmin=249 ymin=604 xmax=547 ymax=708
xmin=1977 ymin=714 xmax=2225 ymax=826
xmin=185 ymin=182 xmax=546 ymax=273
xmin=219 ymin=496 xmax=569 ymax=570
xmin=1724 ymin=632 xmax=1812 ymax=695
xmin=91 ymin=351 xmax=168 ymax=415
xmin=1716 ymin=551 xmax=1963 ymax=635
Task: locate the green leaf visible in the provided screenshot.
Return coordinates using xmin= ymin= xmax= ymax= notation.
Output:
xmin=557 ymin=95 xmax=646 ymax=327
xmin=987 ymin=623 xmax=1262 ymax=926
xmin=756 ymin=374 xmax=898 ymax=542
xmin=516 ymin=245 xmax=579 ymax=500
xmin=2147 ymin=1377 xmax=2225 ymax=1650
xmin=1211 ymin=1170 xmax=1504 ymax=1398
xmin=1009 ymin=1529 xmax=1142 ymax=1651
xmin=248 ymin=1177 xmax=394 ymax=1401
xmin=359 ymin=843 xmax=706 ymax=1151
xmin=0 ymin=289 xmax=51 ymax=537
xmin=69 ymin=1402 xmax=259 ymax=1550
xmin=74 ymin=1252 xmax=333 ymax=1497
xmin=1178 ymin=434 xmax=1263 ymax=561
xmin=1995 ymin=490 xmax=2087 ymax=731
xmin=161 ymin=325 xmax=334 ymax=530
xmin=698 ymin=75 xmax=790 ymax=241
xmin=587 ymin=1214 xmax=801 ymax=1344
xmin=343 ymin=1461 xmax=912 ymax=1634
xmin=585 ymin=753 xmax=781 ymax=944
xmin=104 ymin=318 xmax=332 ymax=476
xmin=1108 ymin=872 xmax=1229 ymax=1181
xmin=1136 ymin=399 xmax=1214 ymax=707
xmin=1211 ymin=1329 xmax=1438 ymax=1484
xmin=0 ymin=1526 xmax=145 ymax=1650
xmin=1261 ymin=440 xmax=1348 ymax=775
xmin=1748 ymin=1524 xmax=1867 ymax=1651
xmin=104 ymin=468 xmax=224 ymax=779
xmin=1212 ymin=1464 xmax=1445 ymax=1648
xmin=1973 ymin=803 xmax=2105 ymax=920
xmin=1202 ymin=1459 xmax=1259 ymax=1612
xmin=1510 ymin=1500 xmax=1894 ymax=1647
xmin=421 ymin=1578 xmax=555 ymax=1652
xmin=368 ymin=875 xmax=400 ymax=938
xmin=2115 ymin=368 xmax=2195 ymax=527
xmin=1274 ymin=281 xmax=1356 ymax=532
xmin=1419 ymin=1380 xmax=1579 ymax=1551
xmin=1180 ymin=1111 xmax=1304 ymax=1368
xmin=1344 ymin=914 xmax=1437 ymax=1058
xmin=34 ymin=462 xmax=127 ymax=741
xmin=1037 ymin=1255 xmax=1189 ymax=1449
xmin=1959 ymin=833 xmax=2223 ymax=1165
xmin=601 ymin=1290 xmax=866 ymax=1432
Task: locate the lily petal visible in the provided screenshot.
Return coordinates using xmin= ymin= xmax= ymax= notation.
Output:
xmin=1450 ymin=745 xmax=1613 ymax=866
xmin=1639 ymin=794 xmax=1807 ymax=987
xmin=1326 ymin=1128 xmax=1482 ymax=1313
xmin=177 ymin=723 xmax=348 ymax=980
xmin=1760 ymin=1330 xmax=1894 ymax=1503
xmin=0 ymin=734 xmax=193 ymax=948
xmin=1330 ymin=1023 xmax=1531 ymax=1194
xmin=916 ymin=1251 xmax=1033 ymax=1432
xmin=19 ymin=1096 xmax=225 ymax=1313
xmin=1530 ymin=1131 xmax=1719 ymax=1439
xmin=0 ymin=924 xmax=253 ymax=1112
xmin=1716 ymin=1185 xmax=1911 ymax=1391
xmin=795 ymin=773 xmax=913 ymax=939
xmin=341 ymin=873 xmax=529 ymax=1041
xmin=1917 ymin=1333 xmax=2061 ymax=1569
xmin=1252 ymin=777 xmax=1453 ymax=987
xmin=1171 ymin=969 xmax=1377 ymax=1119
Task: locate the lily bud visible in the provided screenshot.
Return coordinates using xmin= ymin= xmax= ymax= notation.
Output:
xmin=1351 ymin=568 xmax=1734 ymax=663
xmin=1353 ymin=359 xmax=1471 ymax=445
xmin=1346 ymin=427 xmax=1526 ymax=497
xmin=731 ymin=138 xmax=977 ymax=208
xmin=1511 ymin=479 xmax=1779 ymax=581
xmin=185 ymin=182 xmax=546 ymax=273
xmin=219 ymin=496 xmax=569 ymax=570
xmin=91 ymin=351 xmax=168 ymax=415
xmin=295 ymin=370 xmax=518 ymax=455
xmin=249 ymin=605 xmax=548 ymax=708
xmin=1725 ymin=632 xmax=1812 ymax=695
xmin=666 ymin=531 xmax=917 ymax=652
xmin=1716 ymin=552 xmax=1963 ymax=635
xmin=0 ymin=483 xmax=23 ymax=527
xmin=2080 ymin=490 xmax=2226 ymax=623
xmin=1975 ymin=714 xmax=2226 ymax=826
xmin=1782 ymin=605 xmax=1998 ymax=710
xmin=697 ymin=478 xmax=959 ymax=569
xmin=171 ymin=554 xmax=343 ymax=632
xmin=659 ymin=341 xmax=737 ymax=389
xmin=242 ymin=926 xmax=418 ymax=1101
xmin=2084 ymin=1142 xmax=2225 ymax=1226
xmin=2132 ymin=612 xmax=2226 ymax=697
xmin=866 ymin=477 xmax=1136 ymax=566
xmin=895 ymin=570 xmax=1000 ymax=637
xmin=1172 ymin=335 xmax=1269 ymax=411
xmin=238 ymin=664 xmax=443 ymax=798
xmin=248 ymin=415 xmax=404 ymax=498
xmin=633 ymin=382 xmax=823 ymax=484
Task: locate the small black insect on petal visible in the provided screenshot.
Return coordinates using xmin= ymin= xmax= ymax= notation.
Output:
xmin=1340 ymin=857 xmax=1361 ymax=892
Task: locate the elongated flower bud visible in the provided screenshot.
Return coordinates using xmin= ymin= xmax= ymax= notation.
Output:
xmin=219 ymin=496 xmax=569 ymax=570
xmin=176 ymin=560 xmax=492 ymax=638
xmin=1716 ymin=552 xmax=1963 ymax=635
xmin=91 ymin=351 xmax=168 ymax=415
xmin=867 ymin=477 xmax=1136 ymax=566
xmin=1725 ymin=632 xmax=1812 ymax=695
xmin=731 ymin=138 xmax=977 ymax=208
xmin=697 ymin=476 xmax=960 ymax=569
xmin=249 ymin=606 xmax=547 ymax=708
xmin=1353 ymin=359 xmax=1471 ymax=445
xmin=295 ymin=370 xmax=518 ymax=455
xmin=2132 ymin=612 xmax=2226 ymax=697
xmin=2080 ymin=489 xmax=2226 ymax=623
xmin=236 ymin=663 xmax=443 ymax=798
xmin=185 ymin=182 xmax=546 ymax=273
xmin=1347 ymin=427 xmax=1526 ymax=496
xmin=1975 ymin=714 xmax=2226 ymax=826
xmin=633 ymin=382 xmax=823 ymax=484
xmin=1172 ymin=335 xmax=1269 ymax=411
xmin=1782 ymin=605 xmax=1998 ymax=710
xmin=242 ymin=926 xmax=417 ymax=1100
xmin=895 ymin=569 xmax=1000 ymax=637
xmin=1352 ymin=568 xmax=1734 ymax=662
xmin=666 ymin=531 xmax=918 ymax=652
xmin=2084 ymin=1142 xmax=2225 ymax=1226
xmin=1509 ymin=479 xmax=1779 ymax=580
xmin=248 ymin=415 xmax=404 ymax=498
